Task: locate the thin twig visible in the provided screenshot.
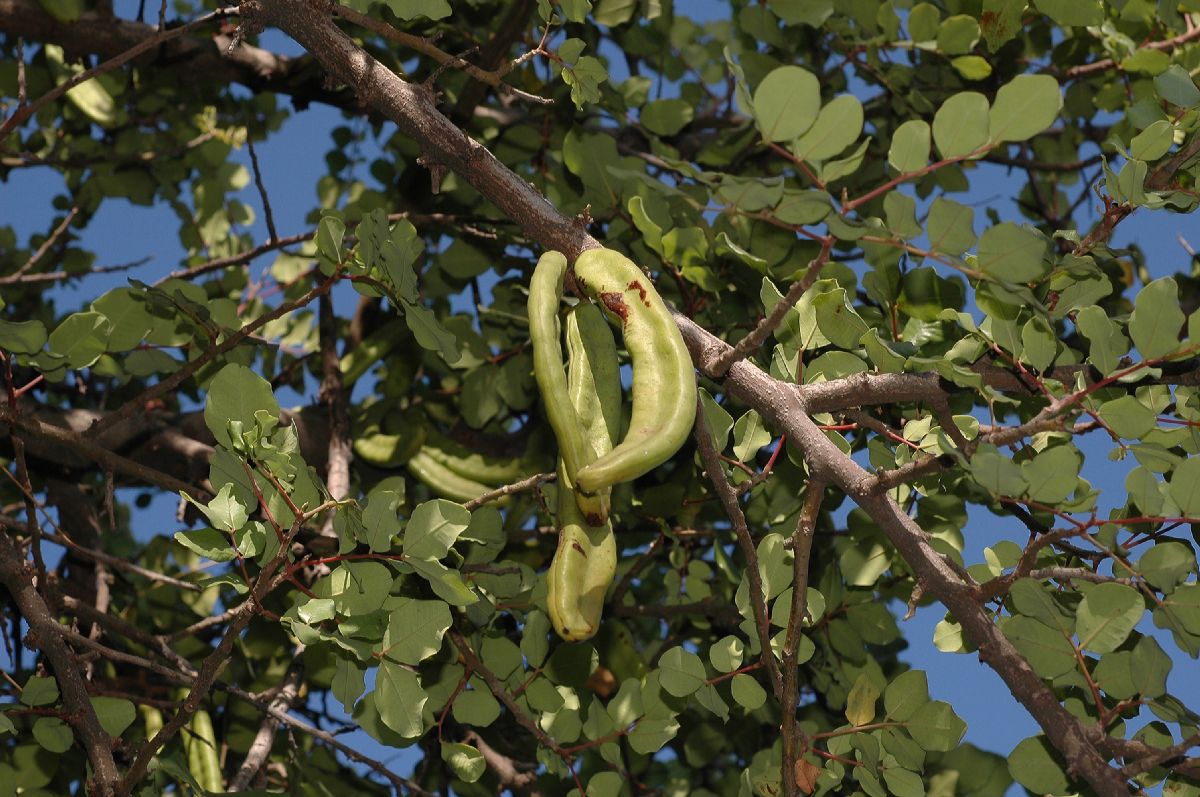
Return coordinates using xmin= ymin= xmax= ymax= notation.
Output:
xmin=9 ymin=206 xmax=78 ymax=281
xmin=87 ymin=271 xmax=339 ymax=438
xmin=0 ymin=8 xmax=240 ymax=140
xmin=781 ymin=480 xmax=823 ymax=797
xmin=245 ymin=134 xmax=279 ymax=245
xmin=462 ymin=471 xmax=555 ymax=510
xmin=331 ymin=4 xmax=552 ymax=106
xmin=691 ymin=395 xmax=783 ymax=699
xmin=709 ymin=237 xmax=833 ymax=376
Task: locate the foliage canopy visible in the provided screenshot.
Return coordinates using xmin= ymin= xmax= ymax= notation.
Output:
xmin=2 ymin=1 xmax=1200 ymax=796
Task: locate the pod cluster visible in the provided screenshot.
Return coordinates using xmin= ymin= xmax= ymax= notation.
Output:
xmin=529 ymin=248 xmax=696 ymax=641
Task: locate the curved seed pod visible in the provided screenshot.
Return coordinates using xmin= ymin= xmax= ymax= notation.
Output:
xmin=528 ymin=250 xmax=607 ymax=522
xmin=563 ymin=302 xmax=622 ymax=521
xmin=407 ymin=450 xmax=508 ymax=505
xmin=572 ymin=248 xmax=696 ymax=493
xmin=546 ymin=460 xmax=617 ymax=642
xmin=421 ymin=428 xmax=553 ymax=485
xmin=185 ymin=708 xmax=223 ymax=794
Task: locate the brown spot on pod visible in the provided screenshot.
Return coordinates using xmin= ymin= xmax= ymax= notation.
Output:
xmin=599 ymin=292 xmax=629 ymax=322
xmin=571 ymin=541 xmax=587 ymax=557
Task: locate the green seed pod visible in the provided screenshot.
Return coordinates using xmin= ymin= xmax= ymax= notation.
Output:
xmin=185 ymin=708 xmax=223 ymax=794
xmin=563 ymin=303 xmax=622 ymax=520
xmin=421 ymin=428 xmax=553 ymax=485
xmin=528 ymin=251 xmax=608 ymax=523
xmin=407 ymin=449 xmax=507 ymax=505
xmin=546 ymin=460 xmax=616 ymax=642
xmin=572 ymin=248 xmax=696 ymax=493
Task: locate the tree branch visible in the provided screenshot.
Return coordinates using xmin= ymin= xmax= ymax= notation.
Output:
xmin=0 ymin=533 xmax=121 ymax=795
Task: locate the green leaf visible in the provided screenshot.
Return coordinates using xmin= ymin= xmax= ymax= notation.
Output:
xmin=20 ymin=676 xmax=59 ymax=707
xmin=1131 ymin=120 xmax=1175 ymax=162
xmin=203 ymin=363 xmax=281 ymax=450
xmin=657 ymin=646 xmax=707 ymax=697
xmin=561 ymin=55 xmax=608 ymax=109
xmin=628 ymin=716 xmax=679 ymax=754
xmin=375 ymin=660 xmax=427 ymax=738
xmin=753 ymin=65 xmax=821 ymax=142
xmin=792 ymin=95 xmax=863 ymax=161
xmin=1076 ymin=583 xmax=1143 ymax=653
xmin=1020 ymin=444 xmax=1081 ymax=503
xmin=883 ymin=670 xmax=929 ymax=721
xmin=0 ymin=320 xmax=48 ymax=354
xmin=977 ymin=222 xmax=1048 ymax=283
xmin=47 ymin=311 xmax=111 ymax=369
xmin=1155 ymin=64 xmax=1200 ymax=108
xmin=560 ymin=0 xmax=591 ymax=22
xmin=640 ymin=98 xmax=693 ymax=136
xmin=813 ymin=288 xmax=869 ymax=348
xmin=173 ymin=527 xmax=235 ymax=562
xmin=936 ymin=15 xmax=980 ymax=54
xmin=384 ymin=0 xmax=451 ymax=20
xmin=968 ymin=444 xmax=1028 ymax=496
xmin=730 ymin=673 xmax=767 ymax=709
xmin=709 ymin=636 xmax=744 ymax=673
xmin=384 ymin=598 xmax=452 ymax=664
xmin=1033 ymin=0 xmax=1102 ymax=25
xmin=402 ymin=300 xmax=460 ymax=365
xmin=441 ymin=742 xmax=486 ymax=782
xmin=951 ymin=55 xmax=992 ymax=80
xmin=888 ymin=120 xmax=931 ymax=174
xmin=732 ymin=410 xmax=772 ymax=461
xmin=1122 ymin=48 xmax=1170 ymax=75
xmin=1138 ymin=541 xmax=1196 ymax=593
xmin=32 ymin=717 xmax=72 ymax=753
xmin=1170 ymin=455 xmax=1200 ymax=517
xmin=316 ymin=215 xmax=345 ymax=264
xmin=932 ymin=92 xmax=990 ymax=158
xmin=845 ymin=673 xmax=880 ymax=726
xmin=882 ymin=763 xmax=926 ymax=797
xmin=989 ymin=75 xmax=1062 ymax=143
xmin=1075 ymin=305 xmax=1129 ymax=375
xmin=772 ymin=190 xmax=833 ymax=225
xmin=1010 ymin=579 xmax=1074 ymax=633
xmin=1001 ymin=616 xmax=1077 ymax=678
xmin=332 ymin=657 xmax=366 ymax=713
xmin=980 ymin=0 xmax=1024 ymax=50
xmin=408 ymin=557 xmax=478 ymax=605
xmin=907 ymin=2 xmax=940 ymax=40
xmin=90 ymin=697 xmax=135 ymax=737
xmin=926 ymin=197 xmax=975 ymax=255
xmin=329 ymin=561 xmax=394 ymax=616
xmin=1130 ymin=636 xmax=1171 ymax=698
xmin=1007 ymin=736 xmax=1069 ymax=794
xmin=1097 ymin=395 xmax=1156 ymax=439
xmin=587 ymin=771 xmax=624 ymax=797
xmin=1020 ymin=315 xmax=1057 ymax=372
xmin=452 ymin=681 xmax=501 ymax=727
xmin=404 ymin=499 xmax=471 ymax=559
xmin=594 ymin=0 xmax=635 ymax=25
xmin=883 ymin=192 xmax=921 ymax=239
xmin=1129 ymin=277 xmax=1185 ymax=359
xmin=906 ymin=701 xmax=966 ymax=751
